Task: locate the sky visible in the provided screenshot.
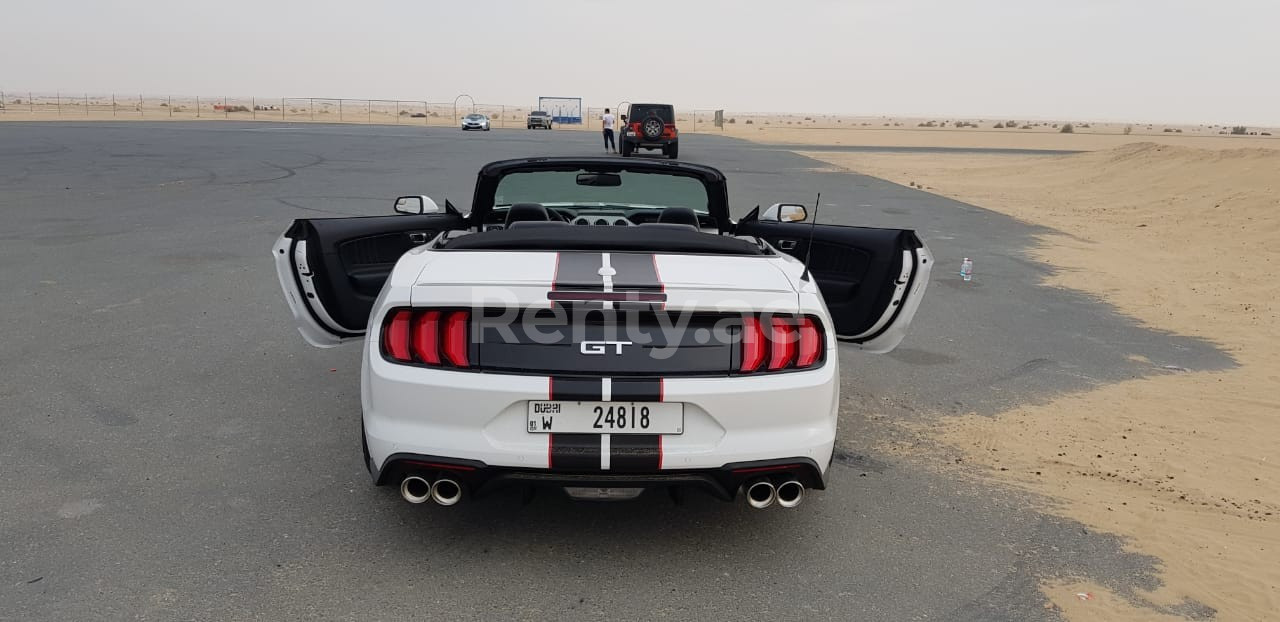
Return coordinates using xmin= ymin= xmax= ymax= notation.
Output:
xmin=2 ymin=0 xmax=1278 ymax=125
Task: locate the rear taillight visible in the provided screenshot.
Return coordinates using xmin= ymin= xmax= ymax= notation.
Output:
xmin=382 ymin=308 xmax=470 ymax=368
xmin=739 ymin=315 xmax=824 ymax=374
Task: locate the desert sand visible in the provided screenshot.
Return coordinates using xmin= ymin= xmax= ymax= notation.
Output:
xmin=802 ymin=144 xmax=1280 ymax=621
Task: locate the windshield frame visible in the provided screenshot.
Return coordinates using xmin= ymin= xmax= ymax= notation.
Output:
xmin=470 ymin=158 xmax=731 ymax=234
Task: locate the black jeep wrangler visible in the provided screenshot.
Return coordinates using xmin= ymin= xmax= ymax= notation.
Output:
xmin=621 ymin=103 xmax=678 ymax=159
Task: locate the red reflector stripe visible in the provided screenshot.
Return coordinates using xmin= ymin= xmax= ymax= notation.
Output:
xmin=732 ymin=464 xmax=802 ymax=474
xmin=740 ymin=317 xmax=765 ymax=372
xmin=410 ymin=310 xmax=441 ymax=365
xmin=767 ymin=318 xmax=796 ymax=371
xmin=443 ymin=310 xmax=470 ymax=367
xmin=796 ymin=317 xmax=822 ymax=368
xmin=382 ymin=310 xmax=412 ymax=361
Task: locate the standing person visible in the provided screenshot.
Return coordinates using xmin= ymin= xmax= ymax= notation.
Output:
xmin=601 ymin=108 xmax=616 ymax=153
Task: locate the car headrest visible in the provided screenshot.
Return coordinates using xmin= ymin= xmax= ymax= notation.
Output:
xmin=508 ymin=221 xmax=570 ymax=230
xmin=657 ymin=207 xmax=700 ymax=228
xmin=505 ymin=203 xmax=549 ymax=227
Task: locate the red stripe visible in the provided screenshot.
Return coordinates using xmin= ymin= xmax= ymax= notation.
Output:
xmin=546 ymin=376 xmax=554 ymax=468
xmin=551 ymin=252 xmax=561 ymax=290
xmin=732 ymin=464 xmax=802 ymax=475
xmin=652 ymin=254 xmax=666 ymax=310
xmin=658 ymin=435 xmax=664 ymax=470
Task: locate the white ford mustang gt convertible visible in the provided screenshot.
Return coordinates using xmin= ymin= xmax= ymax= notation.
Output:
xmin=273 ymin=157 xmax=931 ymax=509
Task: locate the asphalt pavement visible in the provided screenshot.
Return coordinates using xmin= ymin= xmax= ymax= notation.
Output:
xmin=0 ymin=122 xmax=1227 ymax=621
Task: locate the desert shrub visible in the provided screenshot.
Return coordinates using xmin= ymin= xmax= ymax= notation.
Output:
xmin=1005 ymin=120 xmax=1017 ymax=128
xmin=1163 ymin=128 xmax=1173 ymax=132
xmin=994 ymin=123 xmax=1004 ymax=129
xmin=1080 ymin=123 xmax=1090 ymax=128
xmin=224 ymin=105 xmax=250 ymax=113
xmin=430 ymin=111 xmax=439 ymax=117
xmin=728 ymin=118 xmax=736 ymax=123
xmin=1123 ymin=125 xmax=1133 ymax=135
xmin=804 ymin=116 xmax=812 ymax=121
xmin=399 ymin=110 xmax=408 ymax=116
xmin=1176 ymin=129 xmax=1183 ymax=133
xmin=1020 ymin=125 xmax=1032 ymax=129
xmin=1052 ymin=123 xmax=1059 ymax=128
xmin=745 ymin=119 xmax=753 ymax=124
xmin=1060 ymin=123 xmax=1074 ymax=133
xmin=1231 ymin=126 xmax=1248 ymax=135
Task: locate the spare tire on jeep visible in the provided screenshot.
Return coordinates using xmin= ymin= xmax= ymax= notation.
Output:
xmin=641 ymin=116 xmax=664 ymax=141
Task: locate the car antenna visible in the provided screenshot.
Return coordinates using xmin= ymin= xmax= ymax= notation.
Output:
xmin=801 ymin=193 xmax=820 ymax=282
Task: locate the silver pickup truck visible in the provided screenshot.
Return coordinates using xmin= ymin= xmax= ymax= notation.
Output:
xmin=526 ymin=110 xmax=553 ymax=130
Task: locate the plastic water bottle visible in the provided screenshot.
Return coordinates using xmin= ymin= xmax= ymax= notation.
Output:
xmin=960 ymin=258 xmax=974 ymax=282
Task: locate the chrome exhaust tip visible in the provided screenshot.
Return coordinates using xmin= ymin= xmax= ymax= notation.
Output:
xmin=745 ymin=479 xmax=776 ymax=509
xmin=431 ymin=478 xmax=463 ymax=507
xmin=775 ymin=480 xmax=805 ymax=508
xmin=400 ymin=476 xmax=432 ymax=504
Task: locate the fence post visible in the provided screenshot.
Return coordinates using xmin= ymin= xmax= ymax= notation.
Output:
xmin=169 ymin=96 xmax=173 ymax=117
xmin=252 ymin=96 xmax=256 ymax=120
xmin=196 ymin=96 xmax=200 ymax=118
xmin=367 ymin=100 xmax=372 ymax=124
xmin=85 ymin=93 xmax=89 ymax=116
xmin=339 ymin=99 xmax=343 ymax=122
xmin=281 ymin=98 xmax=286 ymax=121
xmin=223 ymin=96 xmax=228 ymax=118
xmin=57 ymin=91 xmax=62 ymax=116
xmin=29 ymin=92 xmax=34 ymax=113
xmin=139 ymin=94 xmax=144 ymax=118
xmin=423 ymin=102 xmax=428 ymax=126
xmin=395 ymin=101 xmax=400 ymax=124
xmin=1 ymin=90 xmax=5 ymax=115
xmin=310 ymin=98 xmax=314 ymax=121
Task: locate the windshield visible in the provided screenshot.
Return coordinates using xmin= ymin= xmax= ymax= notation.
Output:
xmin=493 ymin=169 xmax=710 ymax=213
xmin=465 ymin=114 xmax=485 ymax=120
xmin=530 ymin=111 xmax=548 ymax=116
xmin=628 ymin=104 xmax=674 ymax=124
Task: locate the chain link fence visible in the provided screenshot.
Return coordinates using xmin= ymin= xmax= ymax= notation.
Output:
xmin=0 ymin=92 xmax=739 ymax=133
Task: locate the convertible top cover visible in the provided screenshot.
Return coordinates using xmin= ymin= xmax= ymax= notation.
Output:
xmin=440 ymin=225 xmax=766 ymax=255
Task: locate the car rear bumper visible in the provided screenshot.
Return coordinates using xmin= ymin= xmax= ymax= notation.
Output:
xmin=376 ymin=453 xmax=826 ymax=500
xmin=361 ymin=342 xmax=839 ymax=490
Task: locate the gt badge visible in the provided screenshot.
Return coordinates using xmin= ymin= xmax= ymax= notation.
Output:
xmin=579 ymin=340 xmax=632 ymax=355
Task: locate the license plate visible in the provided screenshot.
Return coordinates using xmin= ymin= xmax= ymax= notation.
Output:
xmin=527 ymin=401 xmax=683 ymax=434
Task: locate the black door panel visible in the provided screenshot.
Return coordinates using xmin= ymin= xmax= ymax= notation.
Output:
xmin=735 ymin=220 xmax=923 ymax=339
xmin=286 ymin=213 xmax=465 ymax=336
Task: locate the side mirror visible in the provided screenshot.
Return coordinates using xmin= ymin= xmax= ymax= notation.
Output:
xmin=394 ymin=195 xmax=442 ymax=215
xmin=761 ymin=203 xmax=807 ymax=222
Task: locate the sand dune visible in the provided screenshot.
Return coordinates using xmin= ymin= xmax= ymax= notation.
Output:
xmin=804 ymin=143 xmax=1280 ymax=620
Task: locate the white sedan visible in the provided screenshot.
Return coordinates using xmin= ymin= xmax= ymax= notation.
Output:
xmin=460 ymin=113 xmax=490 ymax=131
xmin=273 ymin=157 xmax=931 ymax=509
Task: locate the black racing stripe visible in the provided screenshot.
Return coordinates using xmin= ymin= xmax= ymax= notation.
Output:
xmin=609 ymin=253 xmax=662 ymax=292
xmin=553 ymin=252 xmax=605 ymax=291
xmin=549 ymin=377 xmax=603 ymax=470
xmin=610 ymin=378 xmax=662 ymax=401
xmin=549 ymin=434 xmax=600 ymax=471
xmin=550 ymin=377 xmax=601 ymax=401
xmin=611 ymin=435 xmax=662 ymax=472
xmin=610 ymin=378 xmax=663 ymax=472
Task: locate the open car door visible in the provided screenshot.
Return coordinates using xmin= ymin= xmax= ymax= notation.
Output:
xmin=735 ymin=209 xmax=932 ymax=353
xmin=273 ymin=212 xmax=464 ymax=347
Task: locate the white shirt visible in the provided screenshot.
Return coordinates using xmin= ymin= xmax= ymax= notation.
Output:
xmin=602 ymin=113 xmax=615 ymax=130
